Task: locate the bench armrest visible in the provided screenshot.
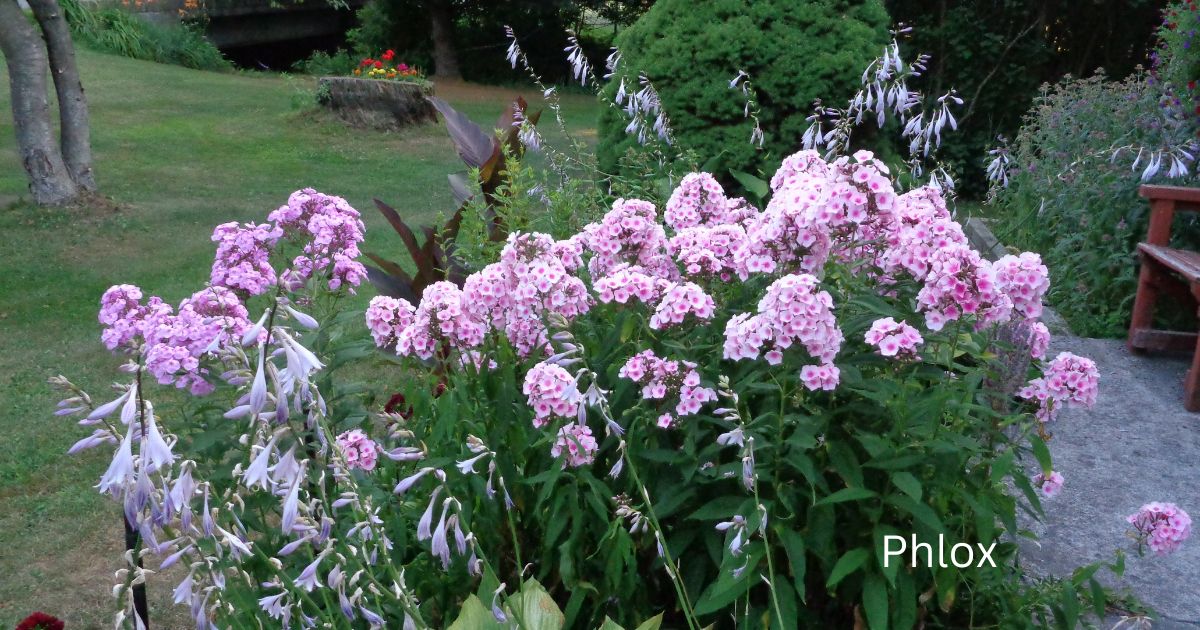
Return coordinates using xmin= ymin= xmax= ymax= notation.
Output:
xmin=1140 ymin=185 xmax=1200 ymax=245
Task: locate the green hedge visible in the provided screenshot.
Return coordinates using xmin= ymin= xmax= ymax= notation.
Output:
xmin=597 ymin=0 xmax=890 ymax=182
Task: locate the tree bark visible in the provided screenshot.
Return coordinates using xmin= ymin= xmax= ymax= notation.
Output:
xmin=28 ymin=0 xmax=96 ymax=191
xmin=428 ymin=0 xmax=461 ymax=80
xmin=0 ymin=0 xmax=78 ymax=205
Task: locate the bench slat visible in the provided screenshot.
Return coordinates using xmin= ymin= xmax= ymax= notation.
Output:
xmin=1138 ymin=243 xmax=1200 ymax=283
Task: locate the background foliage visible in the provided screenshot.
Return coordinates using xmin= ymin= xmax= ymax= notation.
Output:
xmin=992 ymin=0 xmax=1200 ymax=338
xmin=58 ymin=0 xmax=230 ymax=71
xmin=596 ymin=0 xmax=890 ymax=185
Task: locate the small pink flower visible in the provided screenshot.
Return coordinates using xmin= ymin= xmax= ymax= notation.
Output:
xmin=551 ymin=423 xmax=597 ymax=468
xmin=1127 ymin=502 xmax=1192 ymax=555
xmin=336 ymin=429 xmax=379 ymax=471
xmin=1031 ymin=470 xmax=1064 ymax=497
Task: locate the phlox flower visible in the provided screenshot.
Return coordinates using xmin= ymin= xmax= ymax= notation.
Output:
xmin=580 ymin=198 xmax=676 ymax=280
xmin=668 ymin=224 xmax=752 ymax=280
xmin=523 ymin=362 xmax=581 ymax=427
xmin=993 ymin=252 xmax=1050 ymax=320
xmin=915 ymin=245 xmax=1013 ymax=331
xmin=550 ymin=422 xmax=598 ymax=468
xmin=1019 ymin=352 xmax=1100 ymax=422
xmin=1031 ymin=470 xmax=1064 ymax=497
xmin=648 ymin=281 xmax=715 ymax=329
xmin=365 ymin=295 xmax=416 ymax=350
xmin=1026 ymin=321 xmax=1051 ymax=360
xmin=723 ymin=274 xmax=843 ymax=367
xmin=663 ymin=172 xmax=729 ymax=230
xmin=210 ymin=221 xmax=282 ymax=296
xmin=800 ymin=363 xmax=840 ymax=391
xmin=396 ymin=282 xmax=486 ymax=359
xmin=618 ymin=349 xmax=717 ymax=428
xmin=864 ymin=317 xmax=923 ymax=360
xmin=336 ymin=429 xmax=380 ymax=471
xmin=269 ymin=188 xmax=368 ymax=293
xmin=593 ymin=264 xmax=669 ymax=305
xmin=1127 ymin=502 xmax=1192 ymax=555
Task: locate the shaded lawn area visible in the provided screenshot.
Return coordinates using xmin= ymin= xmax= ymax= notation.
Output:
xmin=0 ymin=48 xmax=598 ymax=627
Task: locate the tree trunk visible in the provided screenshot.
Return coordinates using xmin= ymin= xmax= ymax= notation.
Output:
xmin=0 ymin=0 xmax=78 ymax=205
xmin=428 ymin=0 xmax=461 ymax=80
xmin=28 ymin=0 xmax=96 ymax=191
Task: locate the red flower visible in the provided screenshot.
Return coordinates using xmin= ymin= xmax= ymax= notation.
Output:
xmin=17 ymin=613 xmax=65 ymax=630
xmin=398 ymin=63 xmax=409 ymax=72
xmin=1190 ymin=80 xmax=1197 ymax=91
xmin=374 ymin=61 xmax=384 ymax=69
xmin=381 ymin=49 xmax=395 ymax=61
xmin=360 ymin=58 xmax=373 ymax=67
xmin=384 ymin=393 xmax=413 ymax=419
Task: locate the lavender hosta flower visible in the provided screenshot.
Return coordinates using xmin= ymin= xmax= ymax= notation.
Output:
xmin=281 ymin=474 xmax=302 ymax=534
xmin=249 ymin=346 xmax=268 ymax=415
xmin=243 ymin=435 xmax=276 ymax=491
xmin=430 ymin=499 xmax=452 ymax=569
xmin=284 ymin=304 xmax=319 ymax=329
xmin=293 ymin=553 xmax=324 ymax=592
xmin=417 ymin=486 xmax=442 ymax=540
xmin=98 ymin=421 xmax=136 ymax=497
xmin=258 ymin=592 xmax=289 ymax=620
xmin=159 ymin=544 xmax=194 ymax=570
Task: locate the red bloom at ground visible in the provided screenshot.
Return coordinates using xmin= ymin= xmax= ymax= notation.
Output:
xmin=17 ymin=613 xmax=65 ymax=630
xmin=384 ymin=392 xmax=413 ymax=419
xmin=360 ymin=58 xmax=373 ymax=67
xmin=398 ymin=63 xmax=409 ymax=72
xmin=382 ymin=49 xmax=395 ymax=61
xmin=374 ymin=61 xmax=384 ymax=69
xmin=1189 ymin=80 xmax=1197 ymax=91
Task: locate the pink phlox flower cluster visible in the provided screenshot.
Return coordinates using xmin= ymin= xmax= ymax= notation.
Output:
xmin=460 ymin=233 xmax=591 ymax=356
xmin=993 ymin=252 xmax=1050 ymax=320
xmin=143 ymin=287 xmax=252 ymax=395
xmin=742 ymin=179 xmax=832 ymax=275
xmin=210 ymin=221 xmax=282 ymax=296
xmin=915 ymin=245 xmax=1013 ymax=331
xmin=523 ymin=362 xmax=581 ymax=427
xmin=365 ymin=296 xmax=416 ymax=350
xmin=800 ymin=363 xmax=841 ymax=391
xmin=395 ymin=282 xmax=485 ymax=360
xmin=618 ymin=350 xmax=717 ymax=428
xmin=581 ymin=198 xmax=676 ymax=280
xmin=864 ymin=317 xmax=923 ymax=359
xmin=99 ymin=284 xmax=152 ymax=351
xmin=336 ymin=429 xmax=379 ymax=471
xmin=550 ymin=422 xmax=597 ymax=468
xmin=770 ymin=149 xmax=832 ymax=192
xmin=593 ymin=264 xmax=669 ymax=305
xmin=100 ymin=285 xmax=249 ymax=395
xmin=880 ymin=187 xmax=967 ymax=280
xmin=1127 ymin=502 xmax=1192 ymax=555
xmin=723 ymin=273 xmax=843 ymax=363
xmin=648 ymin=281 xmax=716 ymax=330
xmin=668 ymin=224 xmax=752 ymax=280
xmin=1019 ymin=352 xmax=1100 ymax=422
xmin=1026 ymin=321 xmax=1051 ymax=360
xmin=664 ymin=172 xmax=731 ymax=230
xmin=269 ymin=189 xmax=367 ymax=293
xmin=1031 ymin=470 xmax=1064 ymax=497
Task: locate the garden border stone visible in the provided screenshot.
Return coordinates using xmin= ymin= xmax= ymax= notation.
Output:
xmin=317 ymin=77 xmax=437 ymax=131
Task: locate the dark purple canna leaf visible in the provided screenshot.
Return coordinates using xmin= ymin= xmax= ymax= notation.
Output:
xmin=427 ymin=96 xmax=498 ymax=168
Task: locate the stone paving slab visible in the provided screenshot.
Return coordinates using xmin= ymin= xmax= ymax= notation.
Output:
xmin=1018 ymin=337 xmax=1200 ymax=627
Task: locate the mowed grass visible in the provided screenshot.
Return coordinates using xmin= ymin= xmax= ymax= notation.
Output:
xmin=0 ymin=48 xmax=598 ymax=627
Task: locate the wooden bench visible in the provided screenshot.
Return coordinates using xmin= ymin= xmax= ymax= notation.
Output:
xmin=1127 ymin=185 xmax=1200 ymax=411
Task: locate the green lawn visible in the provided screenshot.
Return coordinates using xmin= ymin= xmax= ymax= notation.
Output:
xmin=0 ymin=48 xmax=598 ymax=628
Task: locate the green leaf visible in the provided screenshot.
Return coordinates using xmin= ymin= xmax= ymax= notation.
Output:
xmin=599 ymin=617 xmax=625 ymax=630
xmin=448 ymin=595 xmax=504 ymax=630
xmin=886 ymin=495 xmax=946 ymax=534
xmin=1031 ymin=435 xmax=1053 ymax=473
xmin=778 ymin=527 xmax=807 ymax=603
xmin=694 ymin=547 xmax=763 ymax=615
xmin=687 ymin=496 xmax=753 ymax=520
xmin=890 ymin=472 xmax=922 ymax=502
xmin=826 ymin=548 xmax=870 ymax=589
xmin=510 ymin=579 xmax=565 ymax=630
xmin=729 ymin=169 xmax=770 ymax=200
xmin=862 ymin=572 xmax=889 ymax=630
xmin=815 ymin=487 xmax=877 ymax=506
xmin=633 ymin=613 xmax=664 ymax=630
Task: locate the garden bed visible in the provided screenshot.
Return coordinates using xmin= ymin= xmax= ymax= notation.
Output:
xmin=316 ymin=77 xmax=437 ymax=130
